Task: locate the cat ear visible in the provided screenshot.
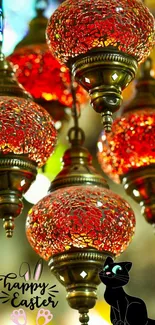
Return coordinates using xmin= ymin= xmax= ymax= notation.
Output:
xmin=125 ymin=262 xmax=132 ymax=272
xmin=33 ymin=259 xmax=43 ymax=281
xmin=19 ymin=262 xmax=31 ymax=281
xmin=104 ymin=256 xmax=113 ymax=265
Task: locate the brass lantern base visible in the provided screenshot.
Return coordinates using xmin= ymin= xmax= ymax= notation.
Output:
xmin=121 ymin=165 xmax=155 ymax=224
xmin=72 ymin=48 xmax=138 ymax=132
xmin=0 ymin=154 xmax=37 ymax=237
xmin=48 ymin=249 xmax=114 ymax=325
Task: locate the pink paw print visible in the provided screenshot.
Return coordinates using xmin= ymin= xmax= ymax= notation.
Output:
xmin=10 ymin=309 xmax=27 ymax=325
xmin=36 ymin=309 xmax=53 ymax=325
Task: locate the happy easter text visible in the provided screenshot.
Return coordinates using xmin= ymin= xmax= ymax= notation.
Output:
xmin=0 ymin=272 xmax=59 ymax=310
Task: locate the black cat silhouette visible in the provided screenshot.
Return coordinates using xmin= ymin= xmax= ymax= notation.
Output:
xmin=99 ymin=256 xmax=155 ymax=325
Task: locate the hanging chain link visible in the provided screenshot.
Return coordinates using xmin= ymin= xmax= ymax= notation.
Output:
xmin=0 ymin=0 xmax=3 ymax=52
xmin=68 ymin=72 xmax=85 ymax=146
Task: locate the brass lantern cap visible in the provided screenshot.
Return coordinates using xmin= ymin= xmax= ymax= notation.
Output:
xmin=49 ymin=142 xmax=109 ymax=192
xmin=72 ymin=48 xmax=138 ymax=132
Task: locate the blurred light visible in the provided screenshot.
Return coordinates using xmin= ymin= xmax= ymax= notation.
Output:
xmin=2 ymin=0 xmax=58 ymax=56
xmin=45 ymin=3 xmax=59 ymax=18
xmin=24 ymin=174 xmax=51 ymax=204
xmin=64 ymin=309 xmax=111 ymax=325
xmin=94 ymin=300 xmax=111 ymax=323
xmin=24 ymin=142 xmax=67 ymax=204
xmin=45 ymin=142 xmax=68 ymax=180
xmin=3 ymin=23 xmax=18 ymax=54
xmin=87 ymin=312 xmax=110 ymax=325
xmin=133 ymin=189 xmax=140 ymax=197
xmin=55 ymin=121 xmax=62 ymax=130
xmin=97 ymin=141 xmax=103 ymax=152
xmin=6 ymin=0 xmax=29 ymax=12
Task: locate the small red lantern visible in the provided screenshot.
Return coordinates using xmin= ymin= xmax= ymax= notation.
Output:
xmin=8 ymin=44 xmax=88 ymax=109
xmin=97 ymin=58 xmax=155 ymax=225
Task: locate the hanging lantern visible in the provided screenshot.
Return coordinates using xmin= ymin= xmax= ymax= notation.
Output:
xmin=46 ymin=0 xmax=155 ymax=132
xmin=26 ymin=125 xmax=135 ymax=325
xmin=8 ymin=2 xmax=89 ymax=130
xmin=0 ymin=47 xmax=57 ymax=237
xmin=97 ymin=57 xmax=155 ymax=225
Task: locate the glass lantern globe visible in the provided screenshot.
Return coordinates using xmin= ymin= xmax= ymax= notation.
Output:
xmin=8 ymin=44 xmax=89 ymax=109
xmin=46 ymin=0 xmax=155 ymax=65
xmin=0 ymin=95 xmax=57 ymax=167
xmin=26 ymin=185 xmax=135 ymax=261
xmin=98 ymin=109 xmax=155 ymax=182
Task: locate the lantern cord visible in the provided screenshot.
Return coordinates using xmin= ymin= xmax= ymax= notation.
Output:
xmin=70 ymin=73 xmax=79 ymax=131
xmin=0 ymin=0 xmax=4 ymax=54
xmin=68 ymin=73 xmax=85 ymax=146
xmin=35 ymin=0 xmax=49 ymax=15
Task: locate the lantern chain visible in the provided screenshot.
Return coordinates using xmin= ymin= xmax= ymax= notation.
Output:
xmin=0 ymin=0 xmax=4 ymax=53
xmin=68 ymin=73 xmax=85 ymax=146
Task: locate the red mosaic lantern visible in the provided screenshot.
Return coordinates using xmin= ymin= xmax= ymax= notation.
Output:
xmin=0 ymin=96 xmax=57 ymax=167
xmin=46 ymin=0 xmax=155 ymax=65
xmin=98 ymin=109 xmax=155 ymax=183
xmin=8 ymin=44 xmax=88 ymax=109
xmin=46 ymin=0 xmax=155 ymax=131
xmin=97 ymin=57 xmax=155 ymax=224
xmin=0 ymin=51 xmax=57 ymax=238
xmin=25 ymin=114 xmax=135 ymax=323
xmin=26 ymin=185 xmax=135 ymax=261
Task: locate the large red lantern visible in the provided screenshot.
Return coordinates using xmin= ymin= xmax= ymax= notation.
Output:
xmin=46 ymin=0 xmax=155 ymax=131
xmin=25 ymin=131 xmax=135 ymax=325
xmin=26 ymin=185 xmax=135 ymax=261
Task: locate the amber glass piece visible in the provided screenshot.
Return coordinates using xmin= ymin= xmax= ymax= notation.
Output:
xmin=46 ymin=0 xmax=155 ymax=64
xmin=26 ymin=185 xmax=135 ymax=260
xmin=0 ymin=96 xmax=57 ymax=167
